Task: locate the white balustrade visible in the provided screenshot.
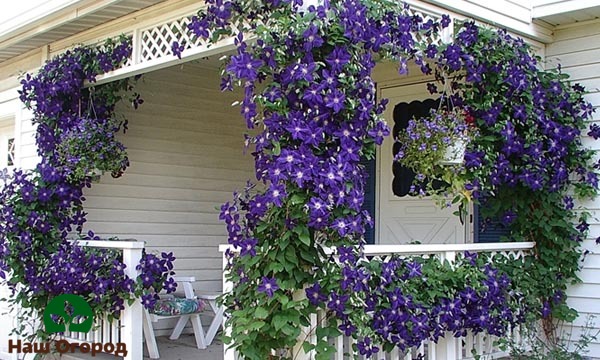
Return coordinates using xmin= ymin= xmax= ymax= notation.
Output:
xmin=220 ymin=241 xmax=535 ymax=360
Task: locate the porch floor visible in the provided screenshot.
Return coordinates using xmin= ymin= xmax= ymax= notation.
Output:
xmin=59 ymin=335 xmax=224 ymax=360
xmin=144 ymin=335 xmax=224 ymax=360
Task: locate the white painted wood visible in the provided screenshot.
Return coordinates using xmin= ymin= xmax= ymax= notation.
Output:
xmin=15 ymin=105 xmax=37 ymax=170
xmin=533 ymin=0 xmax=600 ymax=18
xmin=220 ymin=244 xmax=533 ymax=360
xmin=363 ymin=242 xmax=535 ymax=256
xmin=0 ymin=123 xmax=14 ymax=170
xmin=546 ymin=22 xmax=600 ymax=358
xmin=120 ymin=247 xmax=143 ymax=360
xmin=415 ymin=0 xmax=553 ymax=43
xmin=0 ymin=97 xmax=17 ymax=173
xmin=0 ymin=282 xmax=18 ymax=360
xmin=59 ymin=241 xmax=144 ymax=360
xmin=72 ymin=239 xmax=144 ymax=249
xmin=435 ymin=333 xmax=459 ymax=359
xmin=222 ymin=245 xmax=235 ymax=360
xmin=378 ymin=83 xmax=466 ymax=246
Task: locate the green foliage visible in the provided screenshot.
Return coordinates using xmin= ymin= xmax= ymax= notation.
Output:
xmin=507 ymin=316 xmax=599 ymax=359
xmin=189 ymin=0 xmax=598 ymax=358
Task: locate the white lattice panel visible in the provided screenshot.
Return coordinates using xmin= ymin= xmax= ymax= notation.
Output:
xmin=405 ymin=8 xmax=446 ymax=46
xmin=140 ymin=15 xmax=206 ymax=63
xmin=491 ymin=249 xmax=528 ymax=260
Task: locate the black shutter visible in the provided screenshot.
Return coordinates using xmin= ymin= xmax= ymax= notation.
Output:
xmin=361 ymin=157 xmax=376 ymax=244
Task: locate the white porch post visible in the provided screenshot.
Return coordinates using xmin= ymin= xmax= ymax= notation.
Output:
xmin=291 ymin=290 xmax=315 ymax=360
xmin=434 ymin=333 xmax=460 ymax=360
xmin=121 ymin=245 xmax=144 ymax=360
xmin=221 ymin=245 xmax=236 ymax=360
xmin=433 ymin=249 xmax=460 ymax=360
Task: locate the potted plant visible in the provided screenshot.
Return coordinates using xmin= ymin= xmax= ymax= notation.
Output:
xmin=56 ymin=115 xmax=129 ymax=181
xmin=395 ymin=105 xmax=477 ymax=208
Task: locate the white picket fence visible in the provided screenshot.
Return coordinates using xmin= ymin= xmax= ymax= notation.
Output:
xmin=220 ymin=242 xmax=535 ymax=360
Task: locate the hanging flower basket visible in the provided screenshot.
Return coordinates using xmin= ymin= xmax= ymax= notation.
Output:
xmin=439 ymin=138 xmax=466 ymax=165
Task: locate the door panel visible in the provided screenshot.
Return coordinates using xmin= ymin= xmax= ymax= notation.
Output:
xmin=377 ymin=83 xmax=465 ymax=245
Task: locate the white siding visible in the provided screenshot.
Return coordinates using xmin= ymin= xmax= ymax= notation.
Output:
xmin=547 ymin=21 xmax=600 ymax=359
xmin=16 ymin=106 xmax=37 ymax=170
xmin=81 ymin=62 xmax=254 ymax=333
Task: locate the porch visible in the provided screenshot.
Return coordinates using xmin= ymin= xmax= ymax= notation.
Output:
xmin=57 ymin=240 xmax=534 ymax=360
xmin=62 ymin=50 xmax=533 ymax=359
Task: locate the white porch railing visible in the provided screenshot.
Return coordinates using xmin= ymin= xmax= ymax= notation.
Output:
xmin=61 ymin=240 xmax=144 ymax=360
xmin=220 ymin=241 xmax=535 ymax=360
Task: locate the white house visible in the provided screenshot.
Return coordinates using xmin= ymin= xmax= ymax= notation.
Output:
xmin=0 ymin=0 xmax=598 ymax=359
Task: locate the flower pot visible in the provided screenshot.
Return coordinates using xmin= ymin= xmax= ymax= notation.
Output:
xmin=439 ymin=139 xmax=466 ymax=165
xmin=87 ymin=168 xmax=103 ymax=178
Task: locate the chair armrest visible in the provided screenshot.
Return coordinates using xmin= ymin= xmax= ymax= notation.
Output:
xmin=172 ymin=276 xmax=196 ymax=283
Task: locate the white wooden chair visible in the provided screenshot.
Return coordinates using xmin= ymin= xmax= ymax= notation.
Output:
xmin=142 ymin=276 xmax=208 ymax=359
xmin=195 ymin=292 xmax=224 ymax=346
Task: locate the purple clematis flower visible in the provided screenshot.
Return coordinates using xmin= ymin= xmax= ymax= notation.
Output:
xmin=257 ymin=277 xmax=279 ymax=297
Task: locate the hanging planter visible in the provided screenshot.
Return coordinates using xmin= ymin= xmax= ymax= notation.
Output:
xmin=395 ymin=105 xmax=476 ymax=209
xmin=395 ymin=107 xmax=475 ymax=171
xmin=56 ymin=115 xmax=129 ymax=182
xmin=439 ymin=138 xmax=466 ymax=165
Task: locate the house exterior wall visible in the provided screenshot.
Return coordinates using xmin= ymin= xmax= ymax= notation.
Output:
xmin=78 ymin=62 xmax=255 ymax=335
xmin=1 ymin=0 xmax=599 ymax=354
xmin=546 ymin=20 xmax=600 ymax=358
xmin=81 ymin=62 xmax=254 ymax=294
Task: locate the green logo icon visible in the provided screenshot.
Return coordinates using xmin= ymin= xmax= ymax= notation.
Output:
xmin=43 ymin=294 xmax=94 ymax=334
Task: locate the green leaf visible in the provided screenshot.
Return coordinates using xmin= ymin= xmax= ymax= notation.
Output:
xmin=254 ymin=307 xmax=269 ymax=320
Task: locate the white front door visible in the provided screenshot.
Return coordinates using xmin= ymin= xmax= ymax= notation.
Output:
xmin=376 ymin=83 xmax=465 ymax=245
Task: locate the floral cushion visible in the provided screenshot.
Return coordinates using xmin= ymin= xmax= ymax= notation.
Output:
xmin=151 ymin=298 xmax=208 ymax=316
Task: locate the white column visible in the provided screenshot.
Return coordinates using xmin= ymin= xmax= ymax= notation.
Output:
xmin=221 ymin=246 xmax=236 ymax=360
xmin=121 ymin=247 xmax=143 ymax=360
xmin=435 ymin=333 xmax=459 ymax=360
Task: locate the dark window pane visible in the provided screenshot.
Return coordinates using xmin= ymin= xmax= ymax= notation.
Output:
xmin=7 ymin=138 xmax=14 ymax=167
xmin=392 ymin=99 xmax=443 ymax=197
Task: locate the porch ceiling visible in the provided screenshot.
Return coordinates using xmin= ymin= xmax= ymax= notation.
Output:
xmin=0 ymin=0 xmax=168 ymax=63
xmin=533 ymin=1 xmax=600 ymax=27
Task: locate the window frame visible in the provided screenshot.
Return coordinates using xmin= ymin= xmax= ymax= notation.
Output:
xmin=0 ymin=118 xmax=16 ymax=170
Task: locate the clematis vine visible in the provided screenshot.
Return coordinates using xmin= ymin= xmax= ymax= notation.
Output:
xmin=0 ymin=36 xmax=176 ymax=341
xmin=177 ymin=0 xmax=597 ymax=358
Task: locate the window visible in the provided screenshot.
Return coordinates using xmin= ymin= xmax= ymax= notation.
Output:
xmin=0 ymin=123 xmax=15 ymax=169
